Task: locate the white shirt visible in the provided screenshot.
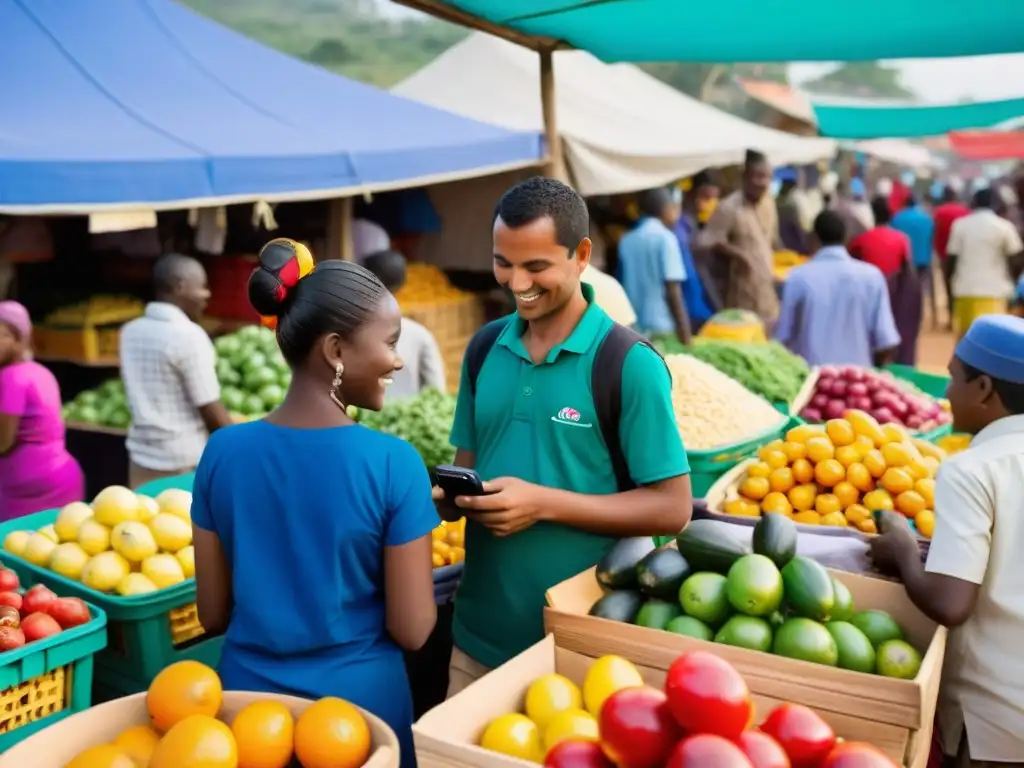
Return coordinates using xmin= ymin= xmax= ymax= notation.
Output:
xmin=581 ymin=266 xmax=638 ymax=328
xmin=386 ymin=318 xmax=446 ymax=402
xmin=947 ymin=209 xmax=1024 ymax=300
xmin=119 ymin=303 xmax=220 ymax=471
xmin=925 ymin=414 xmax=1024 ymax=761
xmin=352 ymin=218 xmax=391 ymax=263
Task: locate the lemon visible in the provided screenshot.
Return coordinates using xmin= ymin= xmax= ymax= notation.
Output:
xmin=22 ymin=532 xmax=57 ymax=566
xmin=141 ymin=554 xmax=186 ymax=589
xmin=148 ymin=513 xmax=192 ymax=552
xmin=136 ymin=495 xmax=159 ymax=523
xmin=81 ymin=551 xmax=131 ymax=592
xmin=92 ymin=485 xmax=142 ymax=527
xmin=176 ymin=546 xmax=195 ymax=578
xmin=3 ymin=530 xmax=30 ymax=557
xmin=111 ymin=522 xmax=159 ymax=564
xmin=155 ymin=489 xmax=192 ymax=522
xmin=117 ymin=572 xmax=159 ymax=596
xmin=77 ymin=520 xmax=112 ymax=556
xmin=54 ymin=502 xmax=94 ymax=542
xmin=38 ymin=524 xmax=59 ymax=543
xmin=49 ymin=542 xmax=90 ymax=580
xmin=525 ymin=674 xmax=582 ymax=730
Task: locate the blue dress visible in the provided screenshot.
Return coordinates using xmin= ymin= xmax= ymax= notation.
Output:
xmin=191 ymin=421 xmax=439 ymax=768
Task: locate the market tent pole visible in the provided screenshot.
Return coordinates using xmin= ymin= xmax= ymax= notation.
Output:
xmin=539 ymin=48 xmax=569 ymax=183
xmin=325 ymin=198 xmax=355 ymax=261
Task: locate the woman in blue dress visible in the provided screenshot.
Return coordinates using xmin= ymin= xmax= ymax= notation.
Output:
xmin=191 ymin=239 xmax=439 ymax=768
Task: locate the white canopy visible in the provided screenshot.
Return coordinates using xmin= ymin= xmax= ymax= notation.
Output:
xmin=394 ymin=34 xmax=838 ymax=197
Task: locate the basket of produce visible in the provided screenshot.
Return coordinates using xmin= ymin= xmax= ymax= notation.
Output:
xmin=62 ymin=378 xmax=131 ymax=431
xmin=794 ymin=365 xmax=953 ymax=440
xmin=355 ymin=387 xmax=457 ymax=470
xmin=34 ymin=296 xmax=143 ymax=364
xmin=0 ymin=486 xmax=220 ymax=695
xmin=213 ymin=324 xmax=292 ymax=420
xmin=697 ymin=309 xmax=767 ymax=343
xmin=0 ymin=568 xmax=106 ymax=752
xmin=432 ymin=518 xmax=465 ymax=605
xmin=395 ymin=263 xmax=485 ymax=346
xmin=0 ymin=660 xmax=399 ymax=768
xmin=416 ymin=632 xmax=925 ymax=768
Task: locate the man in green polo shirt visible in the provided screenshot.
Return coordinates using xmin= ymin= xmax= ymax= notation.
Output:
xmin=438 ymin=177 xmax=693 ymax=695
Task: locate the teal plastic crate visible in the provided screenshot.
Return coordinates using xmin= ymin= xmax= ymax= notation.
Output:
xmin=0 ymin=601 xmax=106 ymax=751
xmin=688 ymin=415 xmax=802 ymax=499
xmin=135 ymin=472 xmax=195 ymax=498
xmin=883 ymin=364 xmax=951 ymax=400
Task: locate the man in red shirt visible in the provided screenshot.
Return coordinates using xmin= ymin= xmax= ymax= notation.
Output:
xmin=933 ymin=185 xmax=971 ymax=331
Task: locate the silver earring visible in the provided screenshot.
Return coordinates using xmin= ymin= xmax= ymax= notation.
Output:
xmin=329 ymin=363 xmax=345 ymax=411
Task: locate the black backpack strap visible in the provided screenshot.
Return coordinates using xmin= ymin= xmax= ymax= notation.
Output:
xmin=466 ymin=315 xmax=514 ymax=396
xmin=592 ymin=324 xmax=670 ymax=492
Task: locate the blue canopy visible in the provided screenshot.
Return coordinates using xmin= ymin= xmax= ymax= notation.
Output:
xmin=0 ymin=0 xmax=543 ymax=213
xmin=812 ymin=97 xmax=1024 ymax=140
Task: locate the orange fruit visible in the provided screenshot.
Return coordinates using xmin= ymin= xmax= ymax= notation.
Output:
xmin=724 ymin=499 xmax=760 ymax=517
xmin=294 ymin=697 xmax=371 ymax=768
xmin=739 ymin=477 xmax=770 ymax=501
xmin=852 ymin=434 xmax=877 ymax=457
xmin=113 ymin=725 xmax=161 ymax=765
xmin=915 ymin=509 xmax=935 ymax=539
xmin=834 ymin=445 xmax=860 ymax=467
xmin=880 ymin=468 xmax=915 ymax=495
xmin=881 ymin=442 xmax=914 ymax=468
xmin=856 ymin=517 xmax=879 ymax=534
xmin=914 ymin=478 xmax=935 ymax=508
xmin=782 ymin=441 xmax=807 ymax=462
xmin=150 ymin=715 xmax=237 ymax=768
xmin=833 ymin=481 xmax=859 ymax=509
xmin=845 ymin=504 xmax=872 ymax=526
xmin=863 ymin=449 xmax=887 ymax=479
xmin=768 ymin=467 xmax=796 ymax=494
xmin=761 ymin=448 xmax=789 ymax=471
xmin=895 ymin=490 xmax=927 ymax=518
xmin=746 ymin=462 xmax=772 ymax=479
xmin=863 ymin=489 xmax=895 ymax=512
xmin=814 ymin=494 xmax=841 ymax=516
xmin=805 ymin=436 xmax=836 ymax=464
xmin=790 ymin=458 xmax=814 ymax=484
xmin=232 ymin=700 xmax=295 ymax=768
xmin=793 ymin=510 xmax=822 ymax=525
xmin=761 ymin=492 xmax=793 ymax=517
xmin=820 ymin=511 xmax=848 ymax=527
xmin=147 ymin=660 xmax=223 ymax=733
xmin=825 ymin=419 xmax=856 ymax=447
xmin=788 ymin=484 xmax=817 ymax=512
xmin=66 ymin=746 xmax=136 ymax=768
xmin=881 ymin=423 xmax=910 ymax=444
xmin=846 ymin=463 xmax=875 ymax=493
xmin=785 ymin=424 xmax=822 ymax=443
xmin=814 ymin=459 xmax=845 ymax=488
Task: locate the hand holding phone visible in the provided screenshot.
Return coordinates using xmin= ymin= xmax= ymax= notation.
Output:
xmin=432 ymin=465 xmax=487 ymax=499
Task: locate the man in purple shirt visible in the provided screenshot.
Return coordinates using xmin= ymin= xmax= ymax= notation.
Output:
xmin=774 ymin=210 xmax=901 ymax=367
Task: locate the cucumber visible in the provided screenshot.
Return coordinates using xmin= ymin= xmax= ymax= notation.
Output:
xmin=596 ymin=537 xmax=656 ymax=590
xmin=781 ymin=556 xmax=836 ymax=622
xmin=752 ymin=513 xmax=798 ymax=569
xmin=637 ymin=548 xmax=691 ymax=600
xmin=588 ymin=590 xmax=644 ymax=623
xmin=676 ymin=520 xmax=751 ymax=575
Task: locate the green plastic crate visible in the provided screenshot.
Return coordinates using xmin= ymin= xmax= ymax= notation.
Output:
xmin=0 ymin=601 xmax=106 ymax=751
xmin=883 ymin=364 xmax=951 ymax=400
xmin=688 ymin=415 xmax=801 ymax=499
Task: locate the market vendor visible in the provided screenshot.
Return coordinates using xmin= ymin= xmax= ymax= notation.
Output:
xmin=869 ymin=314 xmax=1024 ymax=768
xmin=119 ymin=253 xmax=233 ymax=488
xmin=436 ymin=177 xmax=692 ymax=694
xmin=363 ymin=249 xmax=446 ymax=401
xmin=0 ymin=301 xmax=84 ymax=519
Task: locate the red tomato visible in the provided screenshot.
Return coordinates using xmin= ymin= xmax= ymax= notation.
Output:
xmin=0 ymin=592 xmax=22 ymax=612
xmin=821 ymin=743 xmax=899 ymax=768
xmin=21 ymin=585 xmax=56 ymax=616
xmin=760 ymin=705 xmax=836 ymax=768
xmin=667 ymin=734 xmax=754 ymax=768
xmin=0 ymin=569 xmax=19 ymax=592
xmin=0 ymin=625 xmax=25 ymax=651
xmin=599 ymin=686 xmax=683 ymax=768
xmin=664 ymin=651 xmax=753 ymax=739
xmin=45 ymin=597 xmax=90 ymax=629
xmin=545 ymin=739 xmax=615 ymax=768
xmin=20 ymin=612 xmax=61 ymax=642
xmin=737 ymin=731 xmax=791 ymax=768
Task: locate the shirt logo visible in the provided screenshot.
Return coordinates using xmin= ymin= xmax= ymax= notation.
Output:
xmin=551 ymin=406 xmax=593 ymax=428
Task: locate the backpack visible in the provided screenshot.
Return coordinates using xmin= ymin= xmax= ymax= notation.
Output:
xmin=465 ymin=316 xmax=668 ymax=492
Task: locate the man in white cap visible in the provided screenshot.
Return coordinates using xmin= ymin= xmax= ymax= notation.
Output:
xmin=870 ymin=314 xmax=1024 ymax=767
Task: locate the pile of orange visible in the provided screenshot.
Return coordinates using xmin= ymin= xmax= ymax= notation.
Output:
xmin=432 ymin=516 xmax=466 ymax=568
xmin=721 ymin=410 xmax=945 ymax=538
xmin=67 ymin=660 xmax=373 ymax=768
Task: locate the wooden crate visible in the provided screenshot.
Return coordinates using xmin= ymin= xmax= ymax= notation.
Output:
xmin=404 ymin=296 xmax=484 ymax=348
xmin=442 ymin=335 xmax=471 ymax=395
xmin=544 ymin=567 xmax=944 ymax=768
xmin=34 ymin=326 xmax=119 ymax=366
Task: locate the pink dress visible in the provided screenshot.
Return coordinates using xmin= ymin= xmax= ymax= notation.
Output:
xmin=0 ymin=361 xmax=84 ymax=520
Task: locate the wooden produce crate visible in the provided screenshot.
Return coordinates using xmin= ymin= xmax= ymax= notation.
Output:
xmin=0 ymin=690 xmax=399 ymax=768
xmin=544 ymin=567 xmax=945 ymax=768
xmin=404 ymin=295 xmax=484 ymax=349
xmin=442 ymin=334 xmax=471 ymax=395
xmin=34 ymin=326 xmax=120 ymax=366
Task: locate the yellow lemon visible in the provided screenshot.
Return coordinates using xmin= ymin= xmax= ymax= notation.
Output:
xmin=833 ymin=481 xmax=859 ymax=510
xmin=479 ymin=714 xmax=543 ymax=762
xmin=768 ymin=467 xmax=796 ymax=494
xmin=111 ymin=522 xmax=159 ymax=564
xmin=141 ymin=554 xmax=186 ymax=589
xmin=914 ymin=478 xmax=936 ymax=508
xmin=915 ymin=509 xmax=935 ymax=539
xmin=739 ymin=477 xmax=770 ymax=501
xmin=77 ymin=520 xmax=112 ymax=556
xmin=805 ymin=436 xmax=836 ymax=464
xmin=54 ymin=502 xmax=94 ymax=542
xmin=2 ymin=530 xmax=30 ymax=557
xmin=92 ymin=485 xmax=142 ymax=527
xmin=117 ymin=572 xmax=159 ymax=596
xmin=863 ymin=489 xmax=895 ymax=512
xmin=148 ymin=514 xmax=192 ymax=552
xmin=38 ymin=524 xmax=59 ymax=543
xmin=22 ymin=532 xmax=57 ymax=566
xmin=787 ymin=483 xmax=817 ymax=512
xmin=793 ymin=510 xmax=822 ymax=525
xmin=746 ymin=462 xmax=772 ymax=479
xmin=543 ymin=709 xmax=599 ymax=753
xmin=525 ymin=673 xmax=583 ymax=731
xmin=761 ymin=492 xmax=793 ymax=517
xmin=155 ymin=489 xmax=192 ymax=522
xmin=176 ymin=546 xmax=195 ymax=578
xmin=582 ymin=655 xmax=643 ymax=716
xmin=790 ymin=458 xmax=814 ymax=484
xmin=136 ymin=495 xmax=160 ymax=523
xmin=81 ymin=551 xmax=131 ymax=592
xmin=49 ymin=542 xmax=90 ymax=580
xmin=845 ymin=504 xmax=872 ymax=526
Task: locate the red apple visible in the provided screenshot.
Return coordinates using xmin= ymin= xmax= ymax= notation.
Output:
xmin=546 ymin=740 xmax=615 ymax=768
xmin=45 ymin=598 xmax=90 ymax=629
xmin=0 ymin=592 xmax=22 ymax=612
xmin=667 ymin=735 xmax=753 ymax=768
xmin=0 ymin=569 xmax=19 ymax=593
xmin=599 ymin=686 xmax=683 ymax=768
xmin=21 ymin=585 xmax=56 ymax=616
xmin=20 ymin=612 xmax=61 ymax=642
xmin=737 ymin=731 xmax=791 ymax=768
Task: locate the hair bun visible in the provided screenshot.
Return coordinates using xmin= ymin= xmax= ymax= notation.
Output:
xmin=248 ymin=238 xmax=315 ymax=319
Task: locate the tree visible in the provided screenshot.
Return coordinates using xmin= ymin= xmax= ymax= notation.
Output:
xmin=801 ymin=61 xmax=915 ymax=100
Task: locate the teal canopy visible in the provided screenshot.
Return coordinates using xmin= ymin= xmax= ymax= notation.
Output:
xmin=408 ymin=1 xmax=1024 ymax=62
xmin=812 ymin=97 xmax=1024 ymax=139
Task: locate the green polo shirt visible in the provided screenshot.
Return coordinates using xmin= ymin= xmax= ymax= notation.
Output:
xmin=449 ymin=284 xmax=690 ymax=668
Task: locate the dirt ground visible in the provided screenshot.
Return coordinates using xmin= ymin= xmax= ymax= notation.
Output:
xmin=914 ymin=266 xmax=956 ymax=375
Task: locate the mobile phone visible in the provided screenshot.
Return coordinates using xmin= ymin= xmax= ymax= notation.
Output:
xmin=432 ymin=465 xmax=487 ymax=498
